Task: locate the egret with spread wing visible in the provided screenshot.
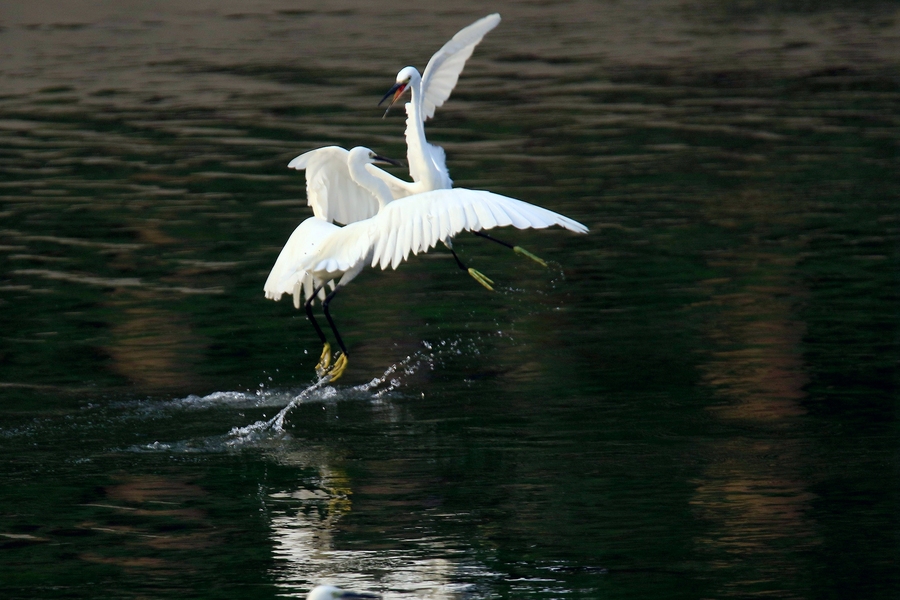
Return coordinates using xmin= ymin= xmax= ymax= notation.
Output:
xmin=267 ymin=148 xmax=588 ymax=381
xmin=378 ymin=13 xmax=501 ymax=192
xmin=289 ymin=14 xmax=509 ymax=290
xmin=264 ymin=149 xmax=403 ymax=380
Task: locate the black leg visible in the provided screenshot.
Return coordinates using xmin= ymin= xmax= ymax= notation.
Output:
xmin=473 ymin=230 xmax=513 ymax=249
xmin=473 ymin=229 xmax=547 ymax=267
xmin=322 ymin=286 xmax=349 ymax=357
xmin=304 ymin=286 xmax=328 ymax=345
xmin=447 ymin=245 xmax=494 ymax=291
xmin=448 ymin=247 xmax=468 ymax=271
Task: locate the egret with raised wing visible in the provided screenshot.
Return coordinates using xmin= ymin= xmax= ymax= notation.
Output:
xmin=287 ymin=14 xmax=505 ymax=290
xmin=379 ymin=13 xmax=551 ymax=271
xmin=379 ymin=13 xmax=501 ymax=193
xmin=288 ymin=14 xmax=500 ymax=218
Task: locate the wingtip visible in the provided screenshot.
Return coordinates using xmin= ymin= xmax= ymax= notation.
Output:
xmin=480 ymin=13 xmax=502 ymax=31
xmin=571 ymin=222 xmax=590 ymax=234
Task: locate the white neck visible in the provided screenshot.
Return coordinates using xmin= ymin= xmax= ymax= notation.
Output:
xmin=404 ymin=70 xmax=435 ymax=183
xmin=348 ymin=158 xmax=394 ymax=211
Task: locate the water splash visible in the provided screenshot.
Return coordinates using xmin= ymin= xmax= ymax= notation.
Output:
xmin=223 ymin=336 xmax=476 ymax=447
xmin=225 ymin=376 xmax=335 ymax=446
xmin=128 ymin=335 xmax=485 ymax=453
xmin=222 ymin=340 xmax=460 ymax=446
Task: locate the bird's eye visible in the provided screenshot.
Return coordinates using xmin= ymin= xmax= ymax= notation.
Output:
xmin=368 ymin=152 xmax=375 ymax=159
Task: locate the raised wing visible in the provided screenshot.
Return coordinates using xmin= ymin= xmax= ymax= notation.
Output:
xmin=368 ymin=188 xmax=588 ymax=270
xmin=288 ymin=146 xmax=382 ymax=225
xmin=420 ymin=13 xmax=501 ymax=120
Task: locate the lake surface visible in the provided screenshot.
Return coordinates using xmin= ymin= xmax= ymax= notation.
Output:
xmin=1 ymin=1 xmax=898 ymax=598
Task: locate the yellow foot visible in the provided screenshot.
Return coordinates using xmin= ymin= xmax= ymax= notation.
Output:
xmin=514 ymin=245 xmax=548 ymax=267
xmin=468 ymin=267 xmax=495 ymax=291
xmin=315 ymin=342 xmax=332 ymax=378
xmin=325 ymin=353 xmax=348 ymax=382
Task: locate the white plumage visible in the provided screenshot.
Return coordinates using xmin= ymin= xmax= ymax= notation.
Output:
xmin=263 ymin=14 xmax=587 ymax=381
xmin=419 ymin=14 xmax=502 ymax=120
xmin=365 ymin=188 xmax=588 ymax=270
xmin=266 ymin=148 xmax=394 ymax=307
xmin=287 ymin=146 xmax=382 ymax=225
xmin=263 ymin=216 xmax=337 ymax=308
xmin=382 ymin=13 xmax=501 ymax=192
xmin=268 ymin=148 xmax=588 ymax=306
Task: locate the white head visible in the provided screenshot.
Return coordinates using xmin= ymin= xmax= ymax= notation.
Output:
xmin=379 ymin=66 xmax=422 ymax=115
xmin=395 ymin=65 xmax=420 ymax=85
xmin=347 ymin=146 xmax=402 ymax=169
xmin=346 ymin=147 xmax=403 ymax=209
xmin=306 ymin=584 xmax=380 ymax=600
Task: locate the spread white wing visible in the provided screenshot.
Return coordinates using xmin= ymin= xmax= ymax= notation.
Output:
xmin=288 ymin=146 xmax=383 ymax=225
xmin=263 ymin=217 xmax=338 ymax=306
xmin=420 ymin=13 xmax=501 ymax=120
xmin=289 ymin=146 xmax=416 ymax=224
xmin=366 ymin=188 xmax=589 ymax=270
xmin=302 ymin=219 xmax=377 ymax=281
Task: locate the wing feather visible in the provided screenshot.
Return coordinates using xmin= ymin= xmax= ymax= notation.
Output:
xmin=264 ymin=217 xmax=338 ymax=303
xmin=472 ymin=201 xmax=497 ymax=230
xmin=411 ymin=212 xmax=423 ymax=255
xmin=462 ymin=201 xmax=481 ymax=231
xmin=368 ymin=188 xmax=588 ymax=269
xmin=438 ymin=208 xmax=452 ymax=244
xmin=288 ymin=146 xmax=384 ymax=224
xmin=380 ymin=215 xmax=400 ymax=270
xmin=308 ymin=220 xmax=374 ymax=279
xmin=420 ymin=14 xmax=501 ymax=120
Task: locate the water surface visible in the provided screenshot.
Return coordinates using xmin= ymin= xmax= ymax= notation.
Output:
xmin=1 ymin=1 xmax=898 ymax=598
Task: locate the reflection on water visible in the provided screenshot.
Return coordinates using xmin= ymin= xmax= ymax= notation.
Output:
xmin=699 ymin=260 xmax=809 ymax=421
xmin=693 ymin=249 xmax=818 ymax=597
xmin=106 ymin=304 xmax=205 ymax=390
xmin=1 ymin=1 xmax=898 ymax=599
xmin=267 ymin=456 xmax=472 ymax=599
xmin=78 ymin=475 xmax=216 ymax=572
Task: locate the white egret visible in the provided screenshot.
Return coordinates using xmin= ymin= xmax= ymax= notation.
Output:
xmin=265 ymin=149 xmax=403 ymax=380
xmin=287 ymin=14 xmax=511 ymax=290
xmin=268 ymin=147 xmax=588 ymax=381
xmin=306 ymin=585 xmax=380 ymax=600
xmin=289 ymin=145 xmax=493 ymax=291
xmin=380 ymin=13 xmax=552 ymax=271
xmin=379 ymin=13 xmax=501 ymax=192
xmin=287 ymin=14 xmax=501 ymax=224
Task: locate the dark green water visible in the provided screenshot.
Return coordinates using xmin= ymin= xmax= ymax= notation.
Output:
xmin=1 ymin=1 xmax=898 ymax=598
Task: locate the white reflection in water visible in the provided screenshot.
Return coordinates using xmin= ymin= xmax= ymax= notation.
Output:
xmin=246 ymin=342 xmax=496 ymax=598
xmin=267 ymin=477 xmax=476 ymax=600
